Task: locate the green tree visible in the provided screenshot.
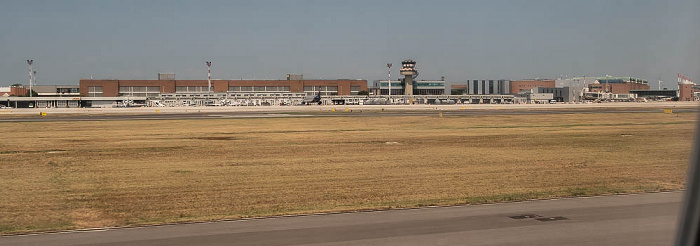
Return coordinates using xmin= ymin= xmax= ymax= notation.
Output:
xmin=357 ymin=90 xmax=369 ymax=96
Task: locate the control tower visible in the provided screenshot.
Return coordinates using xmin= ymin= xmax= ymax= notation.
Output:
xmin=400 ymin=59 xmax=418 ymax=95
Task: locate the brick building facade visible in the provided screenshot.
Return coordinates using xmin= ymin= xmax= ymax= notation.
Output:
xmin=587 ymin=77 xmax=650 ymax=94
xmin=0 ymin=86 xmax=29 ymax=97
xmin=509 ymin=80 xmax=556 ymax=94
xmin=80 ymin=79 xmax=367 ymax=97
xmin=679 ymin=83 xmax=700 ymax=101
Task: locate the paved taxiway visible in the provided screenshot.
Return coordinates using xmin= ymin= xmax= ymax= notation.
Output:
xmin=1 ymin=192 xmax=682 ymax=246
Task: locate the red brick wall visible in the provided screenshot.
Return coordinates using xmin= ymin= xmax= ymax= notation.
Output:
xmin=509 ymin=80 xmax=556 ymax=94
xmin=588 ymin=82 xmax=650 ymax=94
xmin=10 ymin=87 xmax=29 ymax=96
xmin=80 ymin=79 xmax=367 ymax=96
xmin=80 ymin=80 xmax=119 ymax=96
xmin=679 ymin=84 xmax=700 ymax=101
xmin=119 ymin=80 xmax=176 ymax=94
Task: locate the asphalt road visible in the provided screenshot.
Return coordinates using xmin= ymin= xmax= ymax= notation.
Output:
xmin=0 ymin=106 xmax=696 ymax=122
xmin=1 ymin=192 xmax=682 ymax=246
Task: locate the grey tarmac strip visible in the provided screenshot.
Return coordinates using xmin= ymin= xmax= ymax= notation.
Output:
xmin=0 ymin=192 xmax=682 ymax=246
xmin=0 ymin=107 xmax=695 ymax=122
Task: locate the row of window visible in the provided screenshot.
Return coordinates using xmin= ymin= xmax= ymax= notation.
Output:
xmin=306 ymin=91 xmax=338 ymax=96
xmin=176 ymin=86 xmax=210 ymax=93
xmin=379 ymin=83 xmax=403 ymax=87
xmin=539 ymin=88 xmax=566 ymax=97
xmin=86 ymin=85 xmax=363 ymax=97
xmin=87 ymin=86 xmax=103 ymax=97
xmin=119 ymin=86 xmax=160 ymax=97
xmin=229 ymin=93 xmax=303 ymax=97
xmin=414 ymin=83 xmax=445 ymax=87
xmin=303 ymin=86 xmax=339 ymax=92
xmin=57 ymin=88 xmax=79 ymax=93
xmin=87 ymin=86 xmax=161 ymax=97
xmin=119 ymin=86 xmax=160 ymax=93
xmin=229 ymin=86 xmax=291 ymax=92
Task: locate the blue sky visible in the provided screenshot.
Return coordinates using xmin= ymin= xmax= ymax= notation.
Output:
xmin=1 ymin=0 xmax=698 ymax=88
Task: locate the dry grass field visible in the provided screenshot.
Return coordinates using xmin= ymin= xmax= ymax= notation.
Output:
xmin=0 ymin=110 xmax=695 ymax=233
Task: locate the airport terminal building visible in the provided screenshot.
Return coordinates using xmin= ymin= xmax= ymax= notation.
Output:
xmin=80 ymin=78 xmax=368 ymax=97
xmin=451 ymin=80 xmax=511 ymax=95
xmin=587 ymin=77 xmax=649 ymax=94
xmin=0 ymin=59 xmax=658 ymax=107
xmin=375 ymin=80 xmax=446 ymax=95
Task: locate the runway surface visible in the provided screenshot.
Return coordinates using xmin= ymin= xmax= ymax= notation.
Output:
xmin=1 ymin=192 xmax=682 ymax=246
xmin=0 ymin=106 xmax=696 ymax=122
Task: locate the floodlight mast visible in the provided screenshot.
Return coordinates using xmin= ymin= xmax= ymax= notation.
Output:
xmin=387 ymin=63 xmax=392 ymax=101
xmin=206 ymin=61 xmax=212 ymax=94
xmin=27 ymin=60 xmax=33 ymax=97
xmin=583 ymin=76 xmax=586 ymax=101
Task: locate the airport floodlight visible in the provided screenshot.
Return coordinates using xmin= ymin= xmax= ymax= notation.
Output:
xmin=27 ymin=60 xmax=34 ymax=97
xmin=387 ymin=63 xmax=392 ymax=99
xmin=206 ymin=61 xmax=212 ymax=94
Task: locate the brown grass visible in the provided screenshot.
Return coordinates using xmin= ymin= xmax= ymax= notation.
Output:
xmin=0 ymin=111 xmax=695 ymax=233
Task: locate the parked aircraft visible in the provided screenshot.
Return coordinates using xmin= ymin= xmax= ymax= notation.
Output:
xmin=302 ymin=91 xmax=322 ymax=105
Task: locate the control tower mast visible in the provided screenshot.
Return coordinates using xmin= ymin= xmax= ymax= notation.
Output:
xmin=400 ymin=59 xmax=418 ymax=95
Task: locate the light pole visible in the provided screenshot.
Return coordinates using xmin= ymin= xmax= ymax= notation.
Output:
xmin=205 ymin=61 xmax=212 ymax=95
xmin=583 ymin=75 xmax=587 ymax=101
xmin=387 ymin=63 xmax=392 ymax=103
xmin=27 ymin=60 xmax=33 ymax=97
